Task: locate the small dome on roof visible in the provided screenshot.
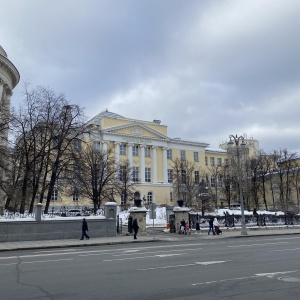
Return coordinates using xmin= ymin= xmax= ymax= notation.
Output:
xmin=0 ymin=45 xmax=7 ymax=57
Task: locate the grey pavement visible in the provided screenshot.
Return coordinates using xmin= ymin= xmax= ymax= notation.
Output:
xmin=1 ymin=227 xmax=299 ymax=252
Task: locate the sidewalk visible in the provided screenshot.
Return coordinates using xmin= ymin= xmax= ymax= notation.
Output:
xmin=0 ymin=227 xmax=299 ymax=252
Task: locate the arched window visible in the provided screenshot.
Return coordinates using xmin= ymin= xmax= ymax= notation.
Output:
xmin=147 ymin=192 xmax=153 ymax=205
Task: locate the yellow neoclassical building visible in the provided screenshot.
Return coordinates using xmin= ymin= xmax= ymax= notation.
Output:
xmin=50 ymin=110 xmax=262 ymax=210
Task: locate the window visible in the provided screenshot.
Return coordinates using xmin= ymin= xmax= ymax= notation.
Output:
xmin=167 ymin=169 xmax=173 ymax=183
xmin=194 ymin=152 xmax=199 ymax=162
xmin=147 ymin=192 xmax=153 ymax=205
xmin=132 ymin=167 xmax=139 ymax=181
xmin=51 ymin=187 xmax=58 ymax=201
xmin=224 ymin=159 xmax=229 ymax=167
xmin=121 ymin=192 xmax=127 ymax=205
xmin=205 ymin=156 xmax=208 ymax=166
xmin=53 ymin=136 xmax=59 ymax=149
xmin=211 ymin=175 xmax=215 ymax=188
xmin=74 ymin=139 xmax=81 ymax=151
xmin=195 ymin=171 xmax=200 ymax=184
xmin=167 ymin=149 xmax=172 ymax=160
xmin=133 ymin=145 xmax=139 ymax=156
xmin=72 ymin=190 xmax=79 ymax=202
xmin=120 ymin=144 xmax=126 ymax=155
xmin=218 ymin=175 xmax=223 ymax=188
xmin=217 ymin=158 xmax=222 ymax=167
xmin=145 ymin=167 xmax=151 ymax=182
xmin=145 ymin=146 xmax=151 ymax=157
xmin=170 ymin=191 xmax=173 ymax=202
xmin=181 ymin=170 xmax=187 ymax=184
xmin=119 ymin=165 xmax=126 ymax=182
xmin=180 ymin=150 xmax=186 ymax=161
xmin=210 ymin=157 xmax=215 ymax=166
xmin=74 ymin=162 xmax=80 ymax=177
xmin=93 ymin=141 xmax=101 ymax=152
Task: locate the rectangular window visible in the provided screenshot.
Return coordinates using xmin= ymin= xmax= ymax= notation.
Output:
xmin=194 ymin=152 xmax=199 ymax=162
xmin=210 ymin=157 xmax=215 ymax=166
xmin=224 ymin=159 xmax=229 ymax=166
xmin=217 ymin=158 xmax=222 ymax=167
xmin=145 ymin=146 xmax=151 ymax=157
xmin=181 ymin=170 xmax=187 ymax=184
xmin=218 ymin=175 xmax=223 ymax=188
xmin=132 ymin=145 xmax=139 ymax=156
xmin=121 ymin=193 xmax=127 ymax=205
xmin=167 ymin=149 xmax=172 ymax=160
xmin=167 ymin=169 xmax=173 ymax=183
xmin=211 ymin=175 xmax=215 ymax=188
xmin=93 ymin=141 xmax=101 ymax=152
xmin=72 ymin=190 xmax=79 ymax=202
xmin=74 ymin=163 xmax=80 ymax=177
xmin=180 ymin=150 xmax=186 ymax=161
xmin=195 ymin=171 xmax=200 ymax=184
xmin=120 ymin=144 xmax=126 ymax=155
xmin=170 ymin=191 xmax=173 ymax=202
xmin=74 ymin=139 xmax=81 ymax=151
xmin=205 ymin=156 xmax=208 ymax=166
xmin=132 ymin=167 xmax=139 ymax=181
xmin=51 ymin=187 xmax=58 ymax=201
xmin=145 ymin=167 xmax=151 ymax=182
xmin=119 ymin=165 xmax=126 ymax=182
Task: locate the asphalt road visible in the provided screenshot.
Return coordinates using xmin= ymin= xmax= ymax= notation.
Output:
xmin=0 ymin=235 xmax=300 ymax=300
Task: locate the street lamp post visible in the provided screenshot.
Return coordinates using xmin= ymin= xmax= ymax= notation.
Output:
xmin=227 ymin=134 xmax=247 ymax=235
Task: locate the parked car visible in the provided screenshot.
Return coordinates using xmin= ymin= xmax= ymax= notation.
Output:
xmin=66 ymin=209 xmax=82 ymax=216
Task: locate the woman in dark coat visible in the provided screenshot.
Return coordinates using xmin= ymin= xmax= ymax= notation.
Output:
xmin=132 ymin=218 xmax=139 ymax=240
xmin=80 ymin=218 xmax=90 ymax=240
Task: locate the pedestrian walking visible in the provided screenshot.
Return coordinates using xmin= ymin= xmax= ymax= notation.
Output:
xmin=213 ymin=218 xmax=220 ymax=235
xmin=208 ymin=217 xmax=215 ymax=235
xmin=195 ymin=221 xmax=200 ymax=234
xmin=181 ymin=219 xmax=186 ymax=234
xmin=132 ymin=218 xmax=139 ymax=239
xmin=80 ymin=218 xmax=90 ymax=240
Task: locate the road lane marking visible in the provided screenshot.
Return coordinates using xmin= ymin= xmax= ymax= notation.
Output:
xmin=112 ymin=248 xmax=203 ymax=257
xmin=228 ymin=242 xmax=289 ymax=248
xmin=269 ymin=248 xmax=300 ymax=252
xmin=192 ymin=270 xmax=298 ymax=286
xmin=103 ymin=253 xmax=185 ymax=262
xmin=195 ymin=261 xmax=228 ymax=265
xmin=22 ymin=258 xmax=74 ymax=264
xmin=33 ymin=249 xmax=83 ymax=253
xmin=138 ymin=260 xmax=229 ymax=271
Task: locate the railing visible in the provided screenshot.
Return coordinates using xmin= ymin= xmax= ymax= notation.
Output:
xmin=189 ymin=213 xmax=300 ymax=229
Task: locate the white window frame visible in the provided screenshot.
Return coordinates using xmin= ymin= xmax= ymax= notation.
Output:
xmin=120 ymin=144 xmax=126 ymax=155
xmin=145 ymin=146 xmax=151 ymax=157
xmin=132 ymin=145 xmax=139 ymax=156
xmin=180 ymin=150 xmax=186 ymax=161
xmin=194 ymin=152 xmax=199 ymax=162
xmin=145 ymin=167 xmax=151 ymax=182
xmin=167 ymin=149 xmax=172 ymax=160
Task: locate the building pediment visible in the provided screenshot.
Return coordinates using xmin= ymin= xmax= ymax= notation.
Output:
xmin=102 ymin=122 xmax=170 ymax=140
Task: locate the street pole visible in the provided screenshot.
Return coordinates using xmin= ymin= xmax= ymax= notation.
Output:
xmin=228 ymin=134 xmax=247 ymax=235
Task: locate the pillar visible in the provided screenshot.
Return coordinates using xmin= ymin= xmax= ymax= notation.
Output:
xmin=140 ymin=145 xmax=145 ymax=182
xmin=152 ymin=146 xmax=157 ymax=183
xmin=163 ymin=147 xmax=168 ymax=183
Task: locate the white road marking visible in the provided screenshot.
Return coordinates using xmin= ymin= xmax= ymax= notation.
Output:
xmin=195 ymin=261 xmax=228 ymax=265
xmin=22 ymin=258 xmax=74 ymax=264
xmin=255 ymin=271 xmax=298 ymax=278
xmin=103 ymin=253 xmax=185 ymax=262
xmin=192 ymin=270 xmax=298 ymax=286
xmin=34 ymin=249 xmax=83 ymax=253
xmin=228 ymin=242 xmax=289 ymax=248
xmin=269 ymin=248 xmax=300 ymax=252
xmin=139 ymin=260 xmax=229 ymax=271
xmin=112 ymin=248 xmax=203 ymax=257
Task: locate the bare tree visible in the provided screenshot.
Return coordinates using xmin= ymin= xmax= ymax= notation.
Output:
xmin=68 ymin=144 xmax=117 ymax=214
xmin=171 ymin=158 xmax=200 ymax=207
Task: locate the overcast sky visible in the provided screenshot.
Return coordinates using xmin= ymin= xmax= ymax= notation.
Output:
xmin=1 ymin=0 xmax=300 ymax=153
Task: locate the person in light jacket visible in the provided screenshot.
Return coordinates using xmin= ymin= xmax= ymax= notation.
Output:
xmin=213 ymin=218 xmax=220 ymax=235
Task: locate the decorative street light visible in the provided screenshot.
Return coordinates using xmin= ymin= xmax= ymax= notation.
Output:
xmin=227 ymin=134 xmax=248 ymax=235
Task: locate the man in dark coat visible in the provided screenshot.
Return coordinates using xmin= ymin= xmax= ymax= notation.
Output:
xmin=132 ymin=218 xmax=139 ymax=240
xmin=80 ymin=218 xmax=90 ymax=240
xmin=208 ymin=217 xmax=215 ymax=235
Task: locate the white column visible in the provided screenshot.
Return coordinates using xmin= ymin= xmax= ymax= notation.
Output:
xmin=114 ymin=142 xmax=120 ymax=165
xmin=163 ymin=147 xmax=168 ymax=183
xmin=128 ymin=143 xmax=133 ymax=170
xmin=140 ymin=145 xmax=145 ymax=182
xmin=102 ymin=141 xmax=108 ymax=161
xmin=152 ymin=146 xmax=157 ymax=183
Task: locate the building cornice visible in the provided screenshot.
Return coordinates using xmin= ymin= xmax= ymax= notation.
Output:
xmin=0 ymin=54 xmax=20 ymax=89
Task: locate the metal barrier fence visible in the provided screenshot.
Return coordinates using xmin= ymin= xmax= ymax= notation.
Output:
xmin=189 ymin=213 xmax=300 ymax=229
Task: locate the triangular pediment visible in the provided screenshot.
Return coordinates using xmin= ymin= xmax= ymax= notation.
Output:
xmin=102 ymin=122 xmax=169 ymax=140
